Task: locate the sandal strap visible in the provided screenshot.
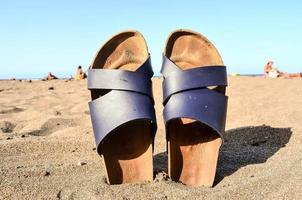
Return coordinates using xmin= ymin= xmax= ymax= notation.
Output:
xmin=161 ymin=55 xmax=228 ymax=140
xmin=88 ymin=56 xmax=157 ymax=154
xmin=161 ymin=55 xmax=227 ymax=104
xmin=89 ymin=90 xmax=157 ymax=154
xmin=88 ymin=56 xmax=154 ymax=98
xmin=163 ymin=88 xmax=227 ymax=139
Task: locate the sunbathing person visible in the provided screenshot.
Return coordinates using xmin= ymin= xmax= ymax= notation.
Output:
xmin=75 ymin=66 xmax=87 ymax=80
xmin=264 ymin=60 xmax=302 ymax=78
xmin=43 ymin=72 xmax=58 ymax=81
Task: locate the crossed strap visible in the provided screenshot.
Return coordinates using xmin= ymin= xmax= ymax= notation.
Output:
xmin=161 ymin=55 xmax=228 ymax=139
xmin=88 ymin=57 xmax=157 ymax=154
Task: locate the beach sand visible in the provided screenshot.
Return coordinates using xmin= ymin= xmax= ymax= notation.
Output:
xmin=0 ymin=77 xmax=302 ymax=199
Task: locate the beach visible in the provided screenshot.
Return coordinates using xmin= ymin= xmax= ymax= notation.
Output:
xmin=0 ymin=76 xmax=302 ymax=200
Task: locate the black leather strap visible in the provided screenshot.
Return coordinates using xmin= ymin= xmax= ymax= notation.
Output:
xmin=88 ymin=56 xmax=157 ymax=154
xmin=89 ymin=90 xmax=157 ymax=154
xmin=163 ymin=88 xmax=227 ymax=139
xmin=162 ymin=55 xmax=227 ymax=104
xmin=161 ymin=54 xmax=228 ymax=141
xmin=88 ymin=57 xmax=154 ymax=98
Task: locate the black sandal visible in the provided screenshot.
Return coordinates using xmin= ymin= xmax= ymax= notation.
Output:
xmin=88 ymin=31 xmax=157 ymax=184
xmin=161 ymin=29 xmax=228 ymax=187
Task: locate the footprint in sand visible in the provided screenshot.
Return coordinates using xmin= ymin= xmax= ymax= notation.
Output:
xmin=58 ymin=188 xmax=100 ymax=200
xmin=0 ymin=88 xmax=12 ymax=92
xmin=27 ymin=118 xmax=78 ymax=136
xmin=0 ymin=107 xmax=24 ymax=114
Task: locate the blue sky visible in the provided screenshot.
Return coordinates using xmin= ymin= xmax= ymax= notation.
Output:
xmin=0 ymin=0 xmax=301 ymax=78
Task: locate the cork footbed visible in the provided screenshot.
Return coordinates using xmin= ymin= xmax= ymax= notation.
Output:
xmin=164 ymin=30 xmax=224 ymax=187
xmin=90 ymin=31 xmax=153 ymax=184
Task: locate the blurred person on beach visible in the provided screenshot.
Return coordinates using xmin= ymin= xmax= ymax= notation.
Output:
xmin=75 ymin=65 xmax=87 ymax=80
xmin=264 ymin=60 xmax=302 ymax=78
xmin=43 ymin=72 xmax=58 ymax=81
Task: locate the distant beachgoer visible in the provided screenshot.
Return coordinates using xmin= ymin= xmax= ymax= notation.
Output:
xmin=264 ymin=60 xmax=302 ymax=78
xmin=44 ymin=72 xmax=58 ymax=81
xmin=75 ymin=65 xmax=87 ymax=80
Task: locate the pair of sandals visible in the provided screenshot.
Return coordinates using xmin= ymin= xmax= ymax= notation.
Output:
xmin=88 ymin=29 xmax=228 ymax=187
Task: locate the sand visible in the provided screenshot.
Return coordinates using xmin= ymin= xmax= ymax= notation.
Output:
xmin=0 ymin=77 xmax=302 ymax=200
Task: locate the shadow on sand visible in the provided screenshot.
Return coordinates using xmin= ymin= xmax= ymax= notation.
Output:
xmin=153 ymin=125 xmax=292 ymax=186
